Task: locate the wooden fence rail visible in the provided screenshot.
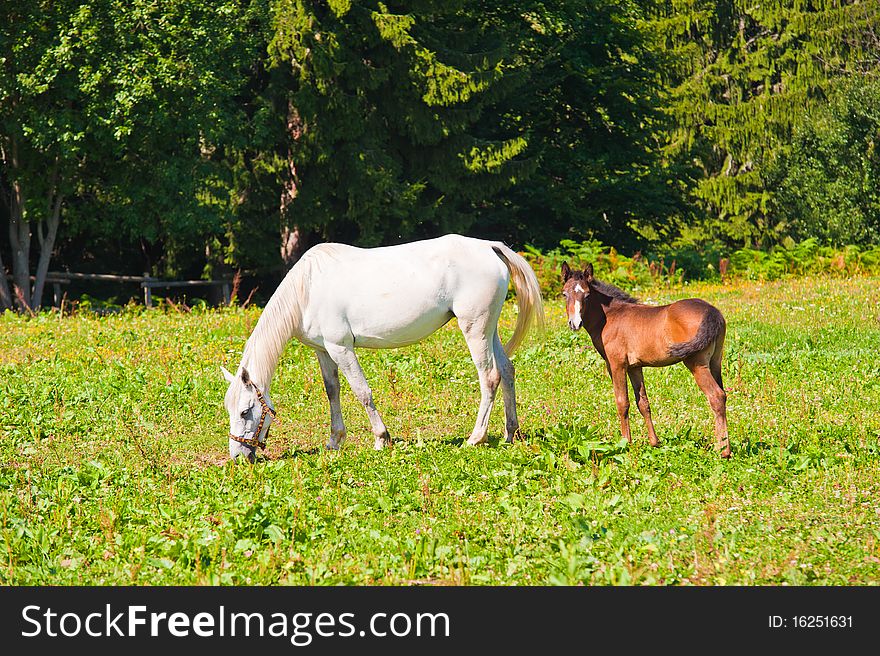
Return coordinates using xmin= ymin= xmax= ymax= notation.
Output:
xmin=5 ymin=272 xmax=231 ymax=308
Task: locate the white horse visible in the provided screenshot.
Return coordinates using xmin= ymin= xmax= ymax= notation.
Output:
xmin=221 ymin=234 xmax=545 ymax=461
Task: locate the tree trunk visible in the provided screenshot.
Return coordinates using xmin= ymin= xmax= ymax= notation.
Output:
xmin=0 ymin=245 xmax=12 ymax=310
xmin=280 ymin=224 xmax=301 ymax=269
xmin=5 ymin=137 xmax=32 ymax=311
xmin=8 ymin=181 xmax=31 ymax=311
xmin=32 ymin=192 xmax=62 ymax=310
xmin=279 ymin=102 xmax=303 ymax=270
xmin=0 ymin=140 xmax=13 ymax=309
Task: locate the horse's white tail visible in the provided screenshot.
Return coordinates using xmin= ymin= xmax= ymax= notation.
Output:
xmin=491 ymin=242 xmax=546 ymax=355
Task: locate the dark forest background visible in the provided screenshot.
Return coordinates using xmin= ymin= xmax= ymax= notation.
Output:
xmin=2 ymin=1 xmax=879 ymax=309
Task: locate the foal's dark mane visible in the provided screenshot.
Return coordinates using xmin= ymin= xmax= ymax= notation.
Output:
xmin=589 ymin=278 xmax=639 ymax=304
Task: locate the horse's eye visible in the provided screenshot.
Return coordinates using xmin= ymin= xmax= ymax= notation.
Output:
xmin=240 ymin=409 xmax=249 ymax=419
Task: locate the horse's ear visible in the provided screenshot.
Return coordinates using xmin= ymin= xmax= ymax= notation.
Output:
xmin=240 ymin=367 xmax=252 ymax=387
xmin=584 ymin=263 xmax=594 ymax=281
xmin=561 ymin=262 xmax=572 ymax=281
xmin=221 ymin=366 xmax=235 ymax=384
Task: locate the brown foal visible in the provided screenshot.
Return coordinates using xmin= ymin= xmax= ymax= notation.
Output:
xmin=561 ymin=262 xmax=730 ymax=458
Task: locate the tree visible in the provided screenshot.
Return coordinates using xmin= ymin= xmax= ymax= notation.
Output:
xmin=473 ymin=0 xmax=674 ymax=251
xmin=648 ymin=0 xmax=880 ymax=247
xmin=765 ymin=77 xmax=880 ymax=245
xmin=265 ymin=0 xmax=536 ymax=247
xmin=0 ymin=0 xmax=265 ymax=311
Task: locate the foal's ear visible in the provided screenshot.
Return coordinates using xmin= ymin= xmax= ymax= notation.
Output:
xmin=583 ymin=263 xmax=594 ymax=281
xmin=561 ymin=262 xmax=572 ymax=281
xmin=221 ymin=366 xmax=236 ymax=384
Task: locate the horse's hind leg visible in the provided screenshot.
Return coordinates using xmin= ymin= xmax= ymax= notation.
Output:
xmin=315 ymin=349 xmax=347 ymax=450
xmin=685 ymin=356 xmax=730 ymax=458
xmin=627 ymin=367 xmax=659 ymax=447
xmin=493 ymin=332 xmax=519 ymax=442
xmin=459 ymin=316 xmax=501 ymax=446
xmin=324 ymin=343 xmax=391 ymax=450
xmin=710 ymin=329 xmax=726 ymax=389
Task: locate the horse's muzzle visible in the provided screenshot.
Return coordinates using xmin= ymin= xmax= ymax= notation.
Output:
xmin=229 ymin=438 xmax=257 ymax=463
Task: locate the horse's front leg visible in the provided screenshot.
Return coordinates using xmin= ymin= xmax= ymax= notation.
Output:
xmin=609 ymin=363 xmax=632 ymax=443
xmin=315 ymin=349 xmax=347 ymax=450
xmin=627 ymin=366 xmax=660 ymax=447
xmin=325 ymin=343 xmax=391 ymax=450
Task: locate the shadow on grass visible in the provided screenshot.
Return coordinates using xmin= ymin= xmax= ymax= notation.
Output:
xmin=530 ymin=422 xmax=630 ymax=465
xmin=270 ymin=446 xmax=322 ymax=460
xmin=437 ymin=434 xmax=515 ymax=448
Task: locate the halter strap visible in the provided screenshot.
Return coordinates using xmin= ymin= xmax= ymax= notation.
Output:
xmin=229 ymin=387 xmax=276 ymax=450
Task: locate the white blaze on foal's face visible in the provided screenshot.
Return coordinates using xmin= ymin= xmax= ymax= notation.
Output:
xmin=560 ymin=262 xmax=595 ymax=332
xmin=571 ymin=284 xmax=586 ymax=328
xmin=560 ymin=271 xmax=592 ymax=332
xmin=562 ymin=282 xmax=586 ymax=330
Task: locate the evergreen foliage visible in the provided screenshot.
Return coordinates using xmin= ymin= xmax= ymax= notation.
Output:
xmin=266 ymin=0 xmax=537 ymax=246
xmin=649 ymin=0 xmax=880 ymax=246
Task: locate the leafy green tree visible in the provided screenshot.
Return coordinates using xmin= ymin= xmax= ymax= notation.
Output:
xmin=0 ymin=0 xmax=265 ymax=311
xmin=258 ymin=0 xmax=672 ymax=257
xmin=765 ymin=78 xmax=880 ymax=245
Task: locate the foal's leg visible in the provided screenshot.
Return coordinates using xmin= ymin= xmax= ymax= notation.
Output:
xmin=459 ymin=317 xmax=501 ymax=446
xmin=315 ymin=349 xmax=346 ymax=450
xmin=609 ymin=363 xmax=632 ymax=443
xmin=324 ymin=343 xmax=391 ymax=450
xmin=685 ymin=357 xmax=730 ymax=458
xmin=627 ymin=367 xmax=660 ymax=447
xmin=492 ymin=332 xmax=519 ymax=443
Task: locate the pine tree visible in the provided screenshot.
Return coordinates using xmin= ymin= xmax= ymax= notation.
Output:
xmin=649 ymin=0 xmax=880 ymax=246
xmin=267 ymin=0 xmax=535 ymax=246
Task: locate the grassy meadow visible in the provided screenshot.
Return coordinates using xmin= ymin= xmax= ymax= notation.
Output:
xmin=1 ymin=274 xmax=879 ymax=585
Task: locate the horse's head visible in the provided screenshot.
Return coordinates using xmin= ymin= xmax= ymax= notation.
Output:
xmin=560 ymin=261 xmax=594 ymax=331
xmin=222 ymin=365 xmax=275 ymax=462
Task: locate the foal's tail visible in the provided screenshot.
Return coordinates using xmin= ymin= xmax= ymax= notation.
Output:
xmin=668 ymin=302 xmax=726 ymax=360
xmin=491 ymin=242 xmax=546 ymax=356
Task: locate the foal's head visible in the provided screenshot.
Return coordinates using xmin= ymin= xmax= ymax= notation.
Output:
xmin=560 ymin=262 xmax=594 ymax=331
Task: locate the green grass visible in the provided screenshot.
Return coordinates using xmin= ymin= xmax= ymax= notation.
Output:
xmin=1 ymin=275 xmax=879 ymax=585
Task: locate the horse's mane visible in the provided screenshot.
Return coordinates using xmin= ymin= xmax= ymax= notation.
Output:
xmin=240 ymin=244 xmax=344 ymax=386
xmin=589 ymin=278 xmax=639 ymax=304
